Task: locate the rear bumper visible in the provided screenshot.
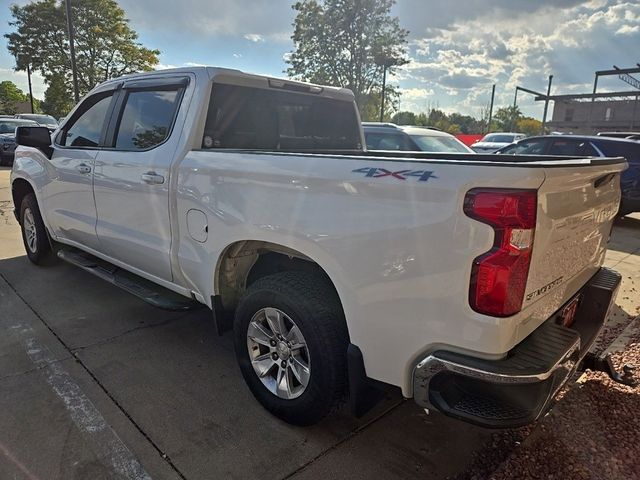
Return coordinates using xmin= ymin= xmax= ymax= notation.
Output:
xmin=413 ymin=267 xmax=621 ymax=428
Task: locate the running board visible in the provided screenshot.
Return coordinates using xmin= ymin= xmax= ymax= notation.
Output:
xmin=57 ymin=248 xmax=200 ymax=311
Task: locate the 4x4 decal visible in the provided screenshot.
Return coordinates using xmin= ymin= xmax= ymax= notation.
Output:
xmin=352 ymin=167 xmax=438 ymax=182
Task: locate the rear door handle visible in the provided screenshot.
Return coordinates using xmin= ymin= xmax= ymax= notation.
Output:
xmin=76 ymin=163 xmax=92 ymax=174
xmin=141 ymin=171 xmax=165 ymax=185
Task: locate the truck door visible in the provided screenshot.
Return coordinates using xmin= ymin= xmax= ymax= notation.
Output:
xmin=93 ymin=76 xmax=189 ymax=281
xmin=43 ymin=88 xmax=119 ymax=251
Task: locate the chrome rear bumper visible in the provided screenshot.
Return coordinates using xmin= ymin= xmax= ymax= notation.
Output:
xmin=413 ymin=267 xmax=621 ymax=428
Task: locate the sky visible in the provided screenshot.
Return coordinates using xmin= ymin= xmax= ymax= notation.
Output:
xmin=1 ymin=0 xmax=639 ymax=120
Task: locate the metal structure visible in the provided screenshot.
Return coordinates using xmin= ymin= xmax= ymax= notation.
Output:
xmin=541 ymin=75 xmax=553 ymax=134
xmin=486 ymin=84 xmax=495 ymax=134
xmin=513 ymin=64 xmax=640 ymax=134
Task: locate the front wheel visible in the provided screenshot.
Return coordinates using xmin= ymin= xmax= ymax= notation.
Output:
xmin=234 ymin=271 xmax=349 ymax=425
xmin=20 ymin=193 xmax=51 ymax=264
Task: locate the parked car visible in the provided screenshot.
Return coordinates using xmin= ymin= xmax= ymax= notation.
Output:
xmin=363 ymin=122 xmax=474 ymax=153
xmin=12 ymin=67 xmax=626 ymax=428
xmin=14 ymin=113 xmax=59 ymax=132
xmin=471 ymin=132 xmax=526 ymax=153
xmin=0 ymin=118 xmax=39 ymax=166
xmin=496 ymin=135 xmax=640 ymax=216
xmin=597 ymin=131 xmax=640 ymax=141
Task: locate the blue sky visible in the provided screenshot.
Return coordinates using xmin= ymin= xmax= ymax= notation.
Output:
xmin=1 ymin=0 xmax=639 ymax=119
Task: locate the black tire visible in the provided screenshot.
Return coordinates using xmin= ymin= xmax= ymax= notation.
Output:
xmin=20 ymin=193 xmax=51 ymax=264
xmin=234 ymin=270 xmax=349 ymax=425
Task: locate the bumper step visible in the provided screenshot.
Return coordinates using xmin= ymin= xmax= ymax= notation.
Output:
xmin=414 ymin=267 xmax=622 ymax=428
xmin=57 ymin=248 xmax=200 ymax=311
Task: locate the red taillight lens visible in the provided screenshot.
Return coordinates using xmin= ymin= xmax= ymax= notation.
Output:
xmin=464 ymin=189 xmax=537 ymax=317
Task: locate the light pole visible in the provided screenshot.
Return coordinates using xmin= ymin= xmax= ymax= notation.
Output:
xmin=65 ymin=0 xmax=80 ymax=103
xmin=26 ymin=62 xmax=34 ymax=113
xmin=487 ymin=84 xmax=496 ymax=134
xmin=541 ymin=75 xmax=553 ymax=135
xmin=375 ymin=55 xmax=397 ymax=122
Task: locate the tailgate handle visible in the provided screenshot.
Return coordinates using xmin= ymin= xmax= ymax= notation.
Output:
xmin=594 ymin=173 xmax=616 ymax=188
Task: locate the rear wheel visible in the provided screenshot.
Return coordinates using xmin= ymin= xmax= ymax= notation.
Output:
xmin=234 ymin=270 xmax=348 ymax=425
xmin=20 ymin=193 xmax=51 ymax=264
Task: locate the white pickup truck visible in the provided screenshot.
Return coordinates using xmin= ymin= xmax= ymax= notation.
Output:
xmin=11 ymin=67 xmax=627 ymax=427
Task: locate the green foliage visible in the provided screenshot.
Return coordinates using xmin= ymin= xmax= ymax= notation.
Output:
xmin=6 ymin=0 xmax=160 ymax=97
xmin=0 ymin=80 xmax=28 ymax=114
xmin=493 ymin=106 xmax=522 ymax=131
xmin=516 ymin=117 xmax=543 ymax=136
xmin=391 ymin=110 xmax=416 ymax=125
xmin=359 ymin=85 xmax=400 ymax=121
xmin=389 ymin=106 xmax=500 ymax=134
xmin=40 ymin=74 xmax=74 ymax=118
xmin=287 ymin=0 xmax=409 ymax=117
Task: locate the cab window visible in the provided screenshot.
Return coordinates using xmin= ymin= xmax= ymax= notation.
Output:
xmin=203 ymin=83 xmax=361 ymax=150
xmin=58 ymin=93 xmax=114 ymax=147
xmin=113 ymin=89 xmax=182 ymax=150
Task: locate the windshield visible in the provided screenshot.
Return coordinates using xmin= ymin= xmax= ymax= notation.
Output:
xmin=18 ymin=114 xmax=58 ymax=125
xmin=482 ymin=134 xmax=516 ymax=143
xmin=0 ymin=119 xmax=38 ymax=134
xmin=410 ymin=135 xmax=472 ymax=153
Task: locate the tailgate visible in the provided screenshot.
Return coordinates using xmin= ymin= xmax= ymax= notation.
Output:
xmin=523 ymin=159 xmax=626 ymax=314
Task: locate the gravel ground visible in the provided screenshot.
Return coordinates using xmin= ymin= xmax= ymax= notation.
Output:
xmin=453 ymin=336 xmax=640 ymax=480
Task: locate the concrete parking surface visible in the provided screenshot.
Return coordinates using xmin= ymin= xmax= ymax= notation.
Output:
xmin=0 ymin=166 xmax=638 ymax=479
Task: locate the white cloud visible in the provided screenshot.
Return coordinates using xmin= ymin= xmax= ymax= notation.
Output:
xmin=616 ymin=24 xmax=639 ymax=35
xmin=400 ymin=0 xmax=640 ymax=115
xmin=244 ymin=34 xmax=265 ymax=43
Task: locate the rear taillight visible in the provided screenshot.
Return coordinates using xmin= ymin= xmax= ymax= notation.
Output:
xmin=464 ymin=189 xmax=537 ymax=317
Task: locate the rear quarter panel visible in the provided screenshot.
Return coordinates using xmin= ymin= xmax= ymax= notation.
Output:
xmin=175 ymin=151 xmax=549 ymax=394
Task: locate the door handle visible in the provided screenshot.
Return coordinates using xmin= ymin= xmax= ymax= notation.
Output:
xmin=76 ymin=163 xmax=92 ymax=174
xmin=141 ymin=171 xmax=165 ymax=185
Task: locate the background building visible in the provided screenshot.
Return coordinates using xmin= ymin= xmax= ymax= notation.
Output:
xmin=549 ymin=97 xmax=640 ymax=134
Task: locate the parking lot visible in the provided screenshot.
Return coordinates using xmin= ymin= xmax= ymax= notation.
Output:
xmin=1 ymin=165 xmax=639 ymax=480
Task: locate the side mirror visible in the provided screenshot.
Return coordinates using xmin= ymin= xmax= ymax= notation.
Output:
xmin=16 ymin=126 xmax=53 ymax=158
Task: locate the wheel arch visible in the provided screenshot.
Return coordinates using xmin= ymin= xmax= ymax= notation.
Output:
xmin=213 ymin=240 xmax=349 ymax=321
xmin=11 ymin=177 xmax=36 ymax=224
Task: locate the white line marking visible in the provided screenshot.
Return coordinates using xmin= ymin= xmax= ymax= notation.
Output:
xmin=8 ymin=316 xmax=152 ymax=480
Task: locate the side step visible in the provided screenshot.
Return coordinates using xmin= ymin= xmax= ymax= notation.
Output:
xmin=57 ymin=248 xmax=200 ymax=311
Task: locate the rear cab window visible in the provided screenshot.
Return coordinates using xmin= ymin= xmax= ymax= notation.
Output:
xmin=202 ymin=83 xmax=361 ymax=151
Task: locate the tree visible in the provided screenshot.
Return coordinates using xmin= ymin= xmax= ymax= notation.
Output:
xmin=6 ymin=0 xmax=160 ymax=97
xmin=516 ymin=117 xmax=542 ymax=136
xmin=448 ymin=113 xmax=482 ymax=134
xmin=391 ymin=110 xmax=417 ymax=125
xmin=40 ymin=74 xmax=74 ymax=118
xmin=493 ymin=106 xmax=522 ymax=132
xmin=0 ymin=80 xmax=28 ymax=114
xmin=287 ymin=0 xmax=409 ymax=116
xmin=359 ymin=85 xmax=400 ymax=121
